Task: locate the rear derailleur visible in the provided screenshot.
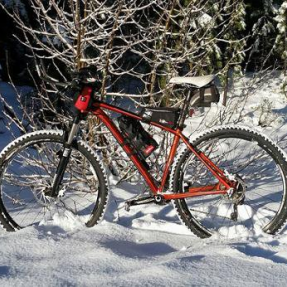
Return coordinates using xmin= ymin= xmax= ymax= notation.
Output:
xmin=228 ymin=175 xmax=246 ymax=221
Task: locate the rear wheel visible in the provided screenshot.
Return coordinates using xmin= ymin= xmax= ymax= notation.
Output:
xmin=171 ymin=126 xmax=287 ymax=238
xmin=0 ymin=130 xmax=109 ymax=231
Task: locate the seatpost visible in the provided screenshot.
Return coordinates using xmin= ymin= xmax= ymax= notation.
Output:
xmin=178 ymin=88 xmax=194 ymax=129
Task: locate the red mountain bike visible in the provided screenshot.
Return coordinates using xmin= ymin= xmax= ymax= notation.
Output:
xmin=0 ymin=67 xmax=287 ymax=238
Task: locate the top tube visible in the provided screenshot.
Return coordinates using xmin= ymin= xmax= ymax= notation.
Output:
xmin=92 ymin=101 xmax=180 ymax=134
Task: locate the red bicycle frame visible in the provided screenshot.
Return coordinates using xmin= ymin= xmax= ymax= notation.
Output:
xmin=72 ymin=82 xmax=234 ymax=200
xmin=81 ymin=100 xmax=234 ymax=201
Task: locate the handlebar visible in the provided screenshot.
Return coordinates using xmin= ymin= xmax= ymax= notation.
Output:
xmin=41 ymin=76 xmax=69 ymax=88
xmin=41 ymin=65 xmax=101 ymax=91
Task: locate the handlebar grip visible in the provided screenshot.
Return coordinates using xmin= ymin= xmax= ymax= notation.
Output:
xmin=41 ymin=76 xmax=69 ymax=88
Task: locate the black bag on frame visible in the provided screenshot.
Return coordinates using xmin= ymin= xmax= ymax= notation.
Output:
xmin=140 ymin=107 xmax=180 ymax=129
xmin=117 ymin=116 xmax=158 ymax=159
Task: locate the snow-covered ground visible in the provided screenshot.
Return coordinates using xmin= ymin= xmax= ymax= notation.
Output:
xmin=1 ymin=74 xmax=287 ymax=286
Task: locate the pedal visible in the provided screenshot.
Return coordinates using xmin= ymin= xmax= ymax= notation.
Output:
xmin=124 ymin=196 xmax=155 ymax=211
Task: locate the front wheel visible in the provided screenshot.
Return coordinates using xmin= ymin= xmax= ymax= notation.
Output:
xmin=171 ymin=125 xmax=287 ymax=238
xmin=0 ymin=130 xmax=109 ymax=231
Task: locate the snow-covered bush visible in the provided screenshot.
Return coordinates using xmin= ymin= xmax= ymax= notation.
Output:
xmin=0 ymin=0 xmax=256 ymax=183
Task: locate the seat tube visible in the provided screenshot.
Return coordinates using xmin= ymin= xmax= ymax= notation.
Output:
xmin=159 ymin=131 xmax=181 ymax=192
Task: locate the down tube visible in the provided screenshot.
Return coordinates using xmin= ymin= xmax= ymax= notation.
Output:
xmin=94 ymin=109 xmax=159 ymax=193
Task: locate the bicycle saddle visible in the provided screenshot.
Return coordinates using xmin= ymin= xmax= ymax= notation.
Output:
xmin=169 ymin=75 xmax=215 ymax=88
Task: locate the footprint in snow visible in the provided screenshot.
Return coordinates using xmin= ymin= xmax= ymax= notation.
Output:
xmin=233 ymin=243 xmax=287 ymax=264
xmin=102 ymin=240 xmax=176 ymax=259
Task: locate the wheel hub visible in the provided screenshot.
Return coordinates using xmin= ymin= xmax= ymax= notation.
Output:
xmin=32 ymin=184 xmax=66 ymax=207
xmin=32 ymin=187 xmax=54 ymax=207
xmin=223 ymin=175 xmax=246 ymax=204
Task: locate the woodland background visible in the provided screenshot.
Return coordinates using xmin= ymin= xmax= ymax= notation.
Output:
xmin=1 ymin=0 xmax=287 ymax=180
xmin=0 ymin=0 xmax=286 ymax=93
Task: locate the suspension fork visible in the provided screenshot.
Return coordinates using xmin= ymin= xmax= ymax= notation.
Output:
xmin=49 ymin=114 xmax=81 ymax=197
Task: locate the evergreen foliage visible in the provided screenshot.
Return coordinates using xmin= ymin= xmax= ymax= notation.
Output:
xmin=0 ymin=0 xmax=285 ymax=105
xmin=244 ymin=0 xmax=279 ymax=71
xmin=275 ymin=1 xmax=287 ymax=72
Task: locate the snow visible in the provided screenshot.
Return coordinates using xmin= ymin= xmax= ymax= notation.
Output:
xmin=0 ymin=82 xmax=32 ymax=144
xmin=197 ymin=13 xmax=213 ymax=27
xmin=275 ymin=3 xmax=287 ymax=34
xmin=2 ymin=74 xmax=287 ymax=286
xmin=2 ymin=186 xmax=287 ymax=286
xmin=2 ymin=0 xmax=27 ymax=18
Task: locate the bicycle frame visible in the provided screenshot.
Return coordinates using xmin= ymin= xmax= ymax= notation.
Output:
xmin=84 ymin=100 xmax=234 ymax=201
